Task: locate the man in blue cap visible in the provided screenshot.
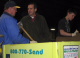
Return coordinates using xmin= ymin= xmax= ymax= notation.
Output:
xmin=0 ymin=1 xmax=30 ymax=45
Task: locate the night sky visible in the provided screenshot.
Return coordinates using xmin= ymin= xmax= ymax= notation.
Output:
xmin=0 ymin=0 xmax=80 ymax=32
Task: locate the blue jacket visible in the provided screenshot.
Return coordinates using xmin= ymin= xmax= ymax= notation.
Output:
xmin=0 ymin=12 xmax=30 ymax=45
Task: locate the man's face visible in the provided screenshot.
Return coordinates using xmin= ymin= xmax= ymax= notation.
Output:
xmin=68 ymin=12 xmax=76 ymax=21
xmin=28 ymin=4 xmax=37 ymax=16
xmin=9 ymin=7 xmax=17 ymax=16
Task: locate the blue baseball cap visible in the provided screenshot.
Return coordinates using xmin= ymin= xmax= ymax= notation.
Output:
xmin=4 ymin=1 xmax=20 ymax=9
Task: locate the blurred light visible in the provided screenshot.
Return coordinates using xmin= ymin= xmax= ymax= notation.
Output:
xmin=50 ymin=28 xmax=55 ymax=31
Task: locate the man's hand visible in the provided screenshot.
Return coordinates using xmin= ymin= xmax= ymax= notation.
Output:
xmin=72 ymin=33 xmax=76 ymax=37
xmin=74 ymin=30 xmax=79 ymax=34
xmin=72 ymin=30 xmax=79 ymax=37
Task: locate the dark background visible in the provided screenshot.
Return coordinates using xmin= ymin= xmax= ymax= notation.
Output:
xmin=0 ymin=0 xmax=80 ymax=32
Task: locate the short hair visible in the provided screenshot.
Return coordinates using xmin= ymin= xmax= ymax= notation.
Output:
xmin=28 ymin=2 xmax=37 ymax=9
xmin=67 ymin=8 xmax=77 ymax=15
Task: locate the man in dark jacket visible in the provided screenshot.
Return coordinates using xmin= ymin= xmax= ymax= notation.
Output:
xmin=20 ymin=3 xmax=51 ymax=42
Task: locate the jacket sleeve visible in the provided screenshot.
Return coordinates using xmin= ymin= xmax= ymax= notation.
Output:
xmin=41 ymin=16 xmax=52 ymax=42
xmin=5 ymin=17 xmax=30 ymax=44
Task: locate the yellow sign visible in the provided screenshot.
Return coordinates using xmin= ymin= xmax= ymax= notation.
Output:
xmin=3 ymin=41 xmax=80 ymax=58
